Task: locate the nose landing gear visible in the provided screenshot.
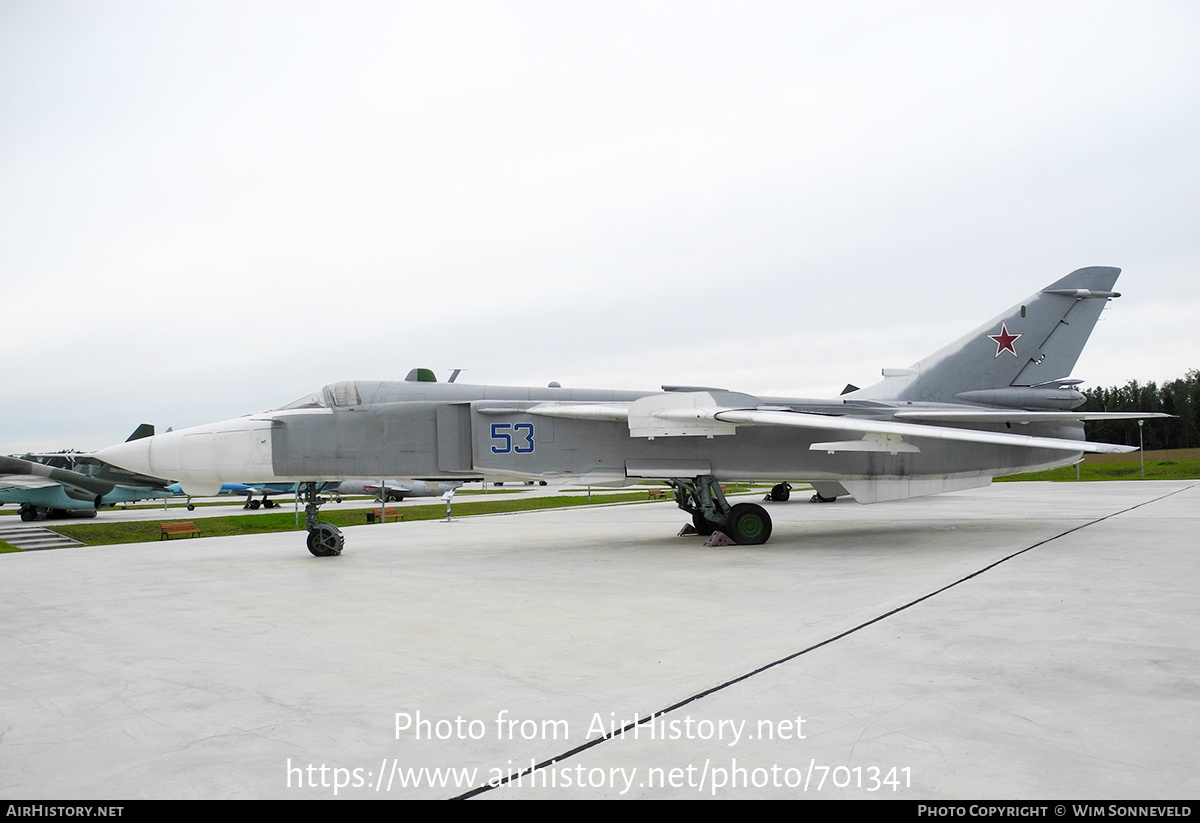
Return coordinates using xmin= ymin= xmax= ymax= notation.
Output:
xmin=302 ymin=482 xmax=343 ymax=556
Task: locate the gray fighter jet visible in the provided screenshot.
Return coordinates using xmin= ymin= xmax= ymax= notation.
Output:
xmin=328 ymin=479 xmax=466 ymax=503
xmin=97 ymin=267 xmax=1163 ymax=556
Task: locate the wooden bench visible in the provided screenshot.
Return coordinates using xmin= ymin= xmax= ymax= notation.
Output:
xmin=160 ymin=521 xmax=200 ymax=540
xmin=647 ymin=488 xmax=669 ymax=500
xmin=370 ymin=508 xmax=404 ymax=523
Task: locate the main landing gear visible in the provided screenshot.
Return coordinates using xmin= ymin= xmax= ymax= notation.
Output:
xmin=668 ymin=475 xmax=773 ymax=545
xmin=302 ymin=481 xmax=343 ymax=556
xmin=17 ymin=504 xmax=95 ymax=521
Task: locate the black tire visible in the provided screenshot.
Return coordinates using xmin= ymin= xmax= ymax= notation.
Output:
xmin=726 ymin=503 xmax=772 ymax=545
xmin=692 ymin=511 xmax=719 ymax=536
xmin=249 ymin=500 xmax=261 ymax=510
xmin=307 ymin=524 xmax=344 ymax=557
xmin=19 ymin=507 xmax=37 ymax=522
xmin=187 ymin=504 xmax=195 ymax=511
xmin=769 ymin=483 xmax=791 ymax=502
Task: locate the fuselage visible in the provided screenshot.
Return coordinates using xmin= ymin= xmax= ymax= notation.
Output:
xmin=95 ymin=378 xmax=1085 ymax=498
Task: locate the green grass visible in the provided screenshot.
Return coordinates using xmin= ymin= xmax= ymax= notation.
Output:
xmin=0 ymin=540 xmax=22 ymax=553
xmin=996 ymin=458 xmax=1200 ymax=482
xmin=24 ymin=464 xmax=1196 ymax=551
xmin=50 ymin=493 xmax=657 ymax=547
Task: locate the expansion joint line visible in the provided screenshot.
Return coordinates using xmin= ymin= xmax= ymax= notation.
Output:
xmin=453 ymin=482 xmax=1196 ymax=799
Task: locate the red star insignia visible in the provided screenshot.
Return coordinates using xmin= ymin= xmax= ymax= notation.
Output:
xmin=987 ymin=323 xmax=1021 ymax=358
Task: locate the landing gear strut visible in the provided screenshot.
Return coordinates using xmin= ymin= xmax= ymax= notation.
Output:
xmin=669 ymin=476 xmax=773 ymax=545
xmin=302 ymin=482 xmax=343 ymax=556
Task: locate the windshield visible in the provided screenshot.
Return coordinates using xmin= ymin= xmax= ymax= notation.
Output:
xmin=275 ymin=389 xmax=326 ymax=410
xmin=274 ymin=381 xmax=362 ymax=410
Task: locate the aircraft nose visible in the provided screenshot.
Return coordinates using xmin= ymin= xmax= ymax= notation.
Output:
xmin=96 ymin=417 xmax=277 ymax=488
xmin=96 ymin=437 xmax=156 ymax=478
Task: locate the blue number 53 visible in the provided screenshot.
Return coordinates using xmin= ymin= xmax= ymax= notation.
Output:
xmin=490 ymin=423 xmax=535 ymax=454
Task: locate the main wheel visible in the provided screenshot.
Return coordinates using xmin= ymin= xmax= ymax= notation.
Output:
xmin=306 ymin=523 xmax=344 ymax=557
xmin=692 ymin=511 xmax=719 ymax=536
xmin=726 ymin=503 xmax=772 ymax=545
xmin=769 ymin=483 xmax=791 ymax=502
xmin=19 ymin=506 xmax=37 ymax=522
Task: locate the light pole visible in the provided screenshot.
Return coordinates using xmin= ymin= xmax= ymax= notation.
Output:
xmin=1138 ymin=419 xmax=1144 ymax=477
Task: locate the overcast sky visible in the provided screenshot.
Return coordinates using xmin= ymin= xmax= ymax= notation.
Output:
xmin=2 ymin=0 xmax=1197 ymax=453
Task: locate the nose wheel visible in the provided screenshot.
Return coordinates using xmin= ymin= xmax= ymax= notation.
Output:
xmin=302 ymin=482 xmax=344 ymax=556
xmin=306 ymin=522 xmax=344 ymax=557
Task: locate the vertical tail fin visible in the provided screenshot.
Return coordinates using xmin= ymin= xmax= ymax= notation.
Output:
xmin=850 ymin=267 xmax=1121 ymax=407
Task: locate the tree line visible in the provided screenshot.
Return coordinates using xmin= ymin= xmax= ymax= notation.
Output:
xmin=1081 ymin=369 xmax=1199 ymax=451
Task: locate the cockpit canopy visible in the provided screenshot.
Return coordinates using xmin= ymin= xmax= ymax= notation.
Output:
xmin=275 ymin=381 xmax=363 ymax=410
xmin=272 ymin=371 xmax=444 ymax=411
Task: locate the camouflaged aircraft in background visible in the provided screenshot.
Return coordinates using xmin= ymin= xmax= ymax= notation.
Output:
xmin=1 ymin=426 xmax=173 ymax=520
xmin=98 ymin=267 xmax=1164 ymax=556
